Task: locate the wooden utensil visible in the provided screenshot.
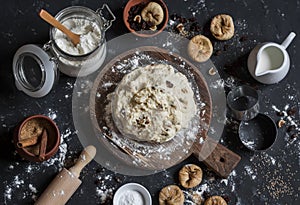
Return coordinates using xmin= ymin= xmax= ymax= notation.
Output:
xmin=39 ymin=9 xmax=80 ymax=45
xmin=90 ymin=46 xmax=240 ymax=178
xmin=34 ymin=145 xmax=96 ymax=205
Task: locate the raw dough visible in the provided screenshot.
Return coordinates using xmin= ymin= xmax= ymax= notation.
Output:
xmin=179 ymin=164 xmax=203 ymax=188
xmin=204 ymin=196 xmax=227 ymax=205
xmin=111 ymin=64 xmax=196 ymax=143
xmin=159 ymin=185 xmax=185 ymax=205
xmin=187 ymin=35 xmax=213 ymax=62
xmin=210 ymin=14 xmax=234 ymax=40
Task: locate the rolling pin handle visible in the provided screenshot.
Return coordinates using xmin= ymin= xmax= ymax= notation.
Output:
xmin=69 ymin=145 xmax=96 ymax=178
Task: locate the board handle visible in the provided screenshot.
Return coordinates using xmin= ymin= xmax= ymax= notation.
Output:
xmin=69 ymin=145 xmax=96 ymax=178
xmin=193 ymin=137 xmax=241 ymax=178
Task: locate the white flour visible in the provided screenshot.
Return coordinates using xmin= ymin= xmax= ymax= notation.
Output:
xmin=54 ymin=18 xmax=101 ymax=56
xmin=118 ymin=190 xmax=144 ymax=205
xmin=95 ymin=174 xmax=116 ymax=203
xmin=4 ymin=175 xmax=24 ymax=203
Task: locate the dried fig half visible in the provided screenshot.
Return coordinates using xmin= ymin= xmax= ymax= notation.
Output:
xmin=187 ymin=35 xmax=213 ymax=62
xmin=141 ymin=2 xmax=164 ymax=26
xmin=210 ymin=14 xmax=234 ymax=40
xmin=179 ymin=164 xmax=203 ymax=188
xmin=204 ymin=196 xmax=227 ymax=205
xmin=159 ymin=185 xmax=185 ymax=205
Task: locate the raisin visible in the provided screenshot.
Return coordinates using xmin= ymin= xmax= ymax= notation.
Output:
xmin=214 ymin=49 xmax=222 ymax=56
xmin=170 ymin=13 xmax=180 ymax=21
xmin=203 ymin=191 xmax=211 ymax=200
xmin=141 ymin=21 xmax=147 ymax=30
xmin=114 ymin=176 xmax=122 ymax=183
xmin=188 ymin=17 xmax=196 ymax=22
xmin=190 ymin=22 xmax=200 ymax=32
xmin=290 ymin=133 xmax=298 ymax=140
xmin=222 ymin=195 xmax=231 ymax=203
xmin=178 ymin=17 xmax=187 ymax=24
xmin=276 ymin=111 xmax=285 ymax=116
xmin=239 ymin=35 xmax=248 ymax=42
xmin=94 ymin=179 xmax=101 ymax=185
xmin=223 ymin=44 xmax=230 ymax=51
xmin=287 ymin=125 xmax=296 ymax=132
xmin=287 ymin=107 xmax=297 ymax=116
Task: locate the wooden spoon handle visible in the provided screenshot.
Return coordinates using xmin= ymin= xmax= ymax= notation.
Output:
xmin=69 ymin=145 xmax=96 ymax=178
xmin=39 ymin=9 xmax=80 ymax=45
xmin=193 ymin=137 xmax=241 ymax=178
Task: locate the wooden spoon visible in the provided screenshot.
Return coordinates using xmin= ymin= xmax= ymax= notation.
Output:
xmin=39 ymin=9 xmax=80 ymax=45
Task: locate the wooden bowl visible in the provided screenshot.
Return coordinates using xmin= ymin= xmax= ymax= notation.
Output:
xmin=13 ymin=115 xmax=60 ymax=162
xmin=123 ymin=0 xmax=169 ymax=37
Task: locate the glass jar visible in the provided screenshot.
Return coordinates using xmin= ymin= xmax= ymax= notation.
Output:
xmin=13 ymin=44 xmax=59 ymax=98
xmin=49 ymin=5 xmax=115 ymax=77
xmin=12 ymin=4 xmax=115 ymax=98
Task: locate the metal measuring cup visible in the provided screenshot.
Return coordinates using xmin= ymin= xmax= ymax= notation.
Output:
xmin=227 ymin=85 xmax=277 ymax=151
xmin=227 ymin=85 xmax=260 ymax=121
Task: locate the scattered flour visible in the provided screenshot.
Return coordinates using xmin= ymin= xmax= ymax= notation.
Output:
xmin=95 ymin=174 xmax=116 ymax=203
xmin=4 ymin=127 xmax=74 ymax=204
xmin=46 ymin=108 xmax=57 ymax=120
xmin=4 ymin=175 xmax=24 ymax=203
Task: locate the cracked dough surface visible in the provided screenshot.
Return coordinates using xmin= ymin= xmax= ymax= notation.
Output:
xmin=111 ymin=64 xmax=196 ymax=143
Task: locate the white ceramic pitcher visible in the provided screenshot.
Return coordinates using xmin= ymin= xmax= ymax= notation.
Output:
xmin=247 ymin=32 xmax=296 ymax=84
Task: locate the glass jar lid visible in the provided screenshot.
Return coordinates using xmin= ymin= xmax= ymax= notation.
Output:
xmin=12 ymin=44 xmax=58 ymax=98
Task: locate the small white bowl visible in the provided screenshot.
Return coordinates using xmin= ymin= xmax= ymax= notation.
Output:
xmin=113 ymin=183 xmax=152 ymax=205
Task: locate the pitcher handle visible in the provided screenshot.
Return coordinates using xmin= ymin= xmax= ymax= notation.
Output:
xmin=281 ymin=32 xmax=296 ymax=49
xmin=96 ymin=4 xmax=116 ymax=31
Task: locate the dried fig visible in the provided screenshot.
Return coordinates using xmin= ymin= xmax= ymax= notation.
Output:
xmin=159 ymin=185 xmax=184 ymax=205
xmin=187 ymin=35 xmax=213 ymax=62
xmin=179 ymin=164 xmax=203 ymax=188
xmin=141 ymin=2 xmax=164 ymax=26
xmin=210 ymin=14 xmax=234 ymax=40
xmin=204 ymin=196 xmax=227 ymax=205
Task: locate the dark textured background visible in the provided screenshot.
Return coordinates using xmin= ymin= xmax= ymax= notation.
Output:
xmin=0 ymin=0 xmax=299 ymax=204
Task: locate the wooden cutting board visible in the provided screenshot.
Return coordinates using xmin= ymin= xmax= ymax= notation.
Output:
xmin=90 ymin=46 xmax=240 ymax=178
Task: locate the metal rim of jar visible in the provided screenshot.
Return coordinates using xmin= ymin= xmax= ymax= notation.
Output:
xmin=49 ymin=6 xmax=106 ymax=61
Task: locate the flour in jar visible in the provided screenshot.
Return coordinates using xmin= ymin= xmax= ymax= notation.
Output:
xmin=110 ymin=64 xmax=197 ymax=143
xmin=53 ymin=18 xmax=101 ymax=55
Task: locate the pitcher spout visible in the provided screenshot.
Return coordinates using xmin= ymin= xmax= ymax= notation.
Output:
xmin=255 ymin=64 xmax=269 ymax=76
xmin=254 ymin=52 xmax=268 ymax=77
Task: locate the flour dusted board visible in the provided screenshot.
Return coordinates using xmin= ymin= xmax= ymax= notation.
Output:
xmin=90 ymin=46 xmax=240 ymax=177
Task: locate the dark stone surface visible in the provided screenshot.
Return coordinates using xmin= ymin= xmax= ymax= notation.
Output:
xmin=0 ymin=0 xmax=299 ymax=204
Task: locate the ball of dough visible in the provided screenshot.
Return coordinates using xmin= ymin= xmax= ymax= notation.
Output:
xmin=204 ymin=196 xmax=227 ymax=205
xmin=159 ymin=185 xmax=185 ymax=205
xmin=179 ymin=164 xmax=203 ymax=188
xmin=210 ymin=14 xmax=234 ymax=40
xmin=111 ymin=64 xmax=196 ymax=143
xmin=187 ymin=35 xmax=213 ymax=62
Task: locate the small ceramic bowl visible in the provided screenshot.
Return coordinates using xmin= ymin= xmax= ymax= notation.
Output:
xmin=123 ymin=0 xmax=169 ymax=37
xmin=113 ymin=183 xmax=152 ymax=205
xmin=13 ymin=115 xmax=60 ymax=162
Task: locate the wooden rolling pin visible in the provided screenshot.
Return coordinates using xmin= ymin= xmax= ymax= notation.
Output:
xmin=35 ymin=145 xmax=96 ymax=205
